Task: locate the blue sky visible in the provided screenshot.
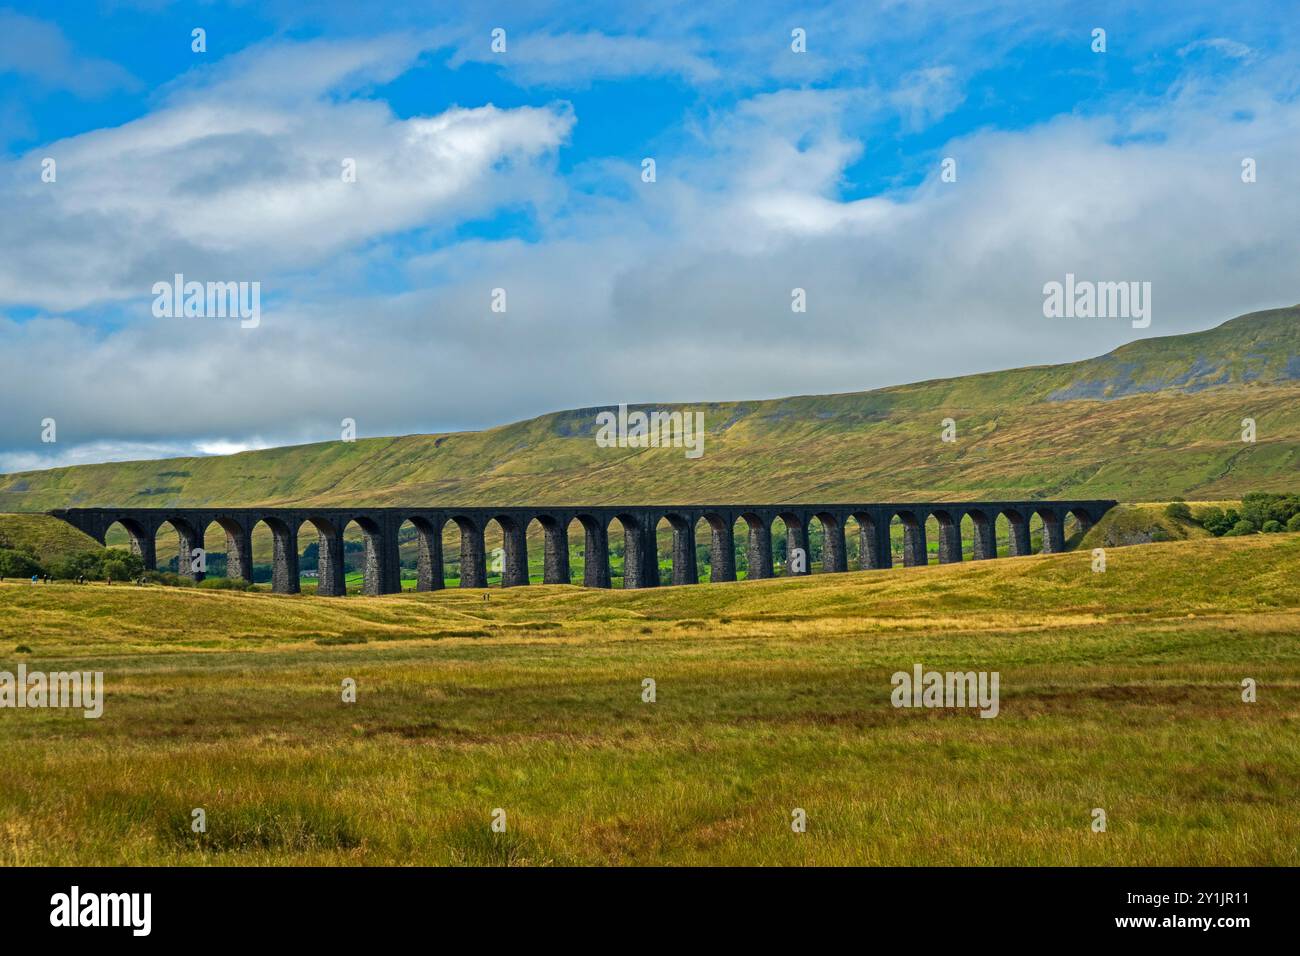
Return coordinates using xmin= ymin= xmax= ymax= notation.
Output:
xmin=1 ymin=1 xmax=1298 ymax=470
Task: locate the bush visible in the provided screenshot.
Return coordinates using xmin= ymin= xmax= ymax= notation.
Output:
xmin=49 ymin=548 xmax=143 ymax=581
xmin=47 ymin=557 xmax=82 ymax=579
xmin=1224 ymin=519 xmax=1258 ymax=537
xmin=1195 ymin=506 xmax=1230 ymax=536
xmin=1164 ymin=502 xmax=1193 ymax=522
xmin=1262 ymin=520 xmax=1284 ymax=533
xmin=1202 ymin=508 xmax=1245 ymax=537
xmin=0 ymin=548 xmax=45 ymax=578
xmin=143 ymin=571 xmax=193 ymax=587
xmin=1289 ymin=513 xmax=1300 ymax=533
xmin=196 ymin=577 xmax=253 ymax=591
xmin=102 ymin=559 xmax=132 ymax=581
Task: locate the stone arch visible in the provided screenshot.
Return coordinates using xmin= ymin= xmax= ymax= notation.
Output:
xmin=201 ymin=515 xmax=252 ymax=583
xmin=930 ymin=508 xmax=961 ymax=564
xmin=727 ymin=515 xmax=748 ymax=579
xmin=661 ymin=512 xmax=698 ymax=585
xmin=480 ymin=516 xmax=505 ymax=586
xmin=1034 ymin=506 xmax=1065 ymax=554
xmin=697 ymin=512 xmax=735 ymax=583
xmin=775 ymin=511 xmax=808 ymax=575
xmin=339 ymin=515 xmax=395 ymax=595
xmin=853 ymin=511 xmax=888 ymax=570
xmin=528 ymin=514 xmax=560 ymax=584
xmin=890 ymin=509 xmax=926 ymax=567
xmin=401 ymin=515 xmax=444 ymax=591
xmin=609 ymin=512 xmax=656 ymax=589
xmin=486 ymin=513 xmax=529 ymax=587
xmin=297 ymin=515 xmax=347 ymax=596
xmin=572 ymin=513 xmax=609 ymax=588
xmin=390 ymin=519 xmax=419 ymax=592
xmin=843 ymin=514 xmax=861 ymax=568
xmin=252 ymin=515 xmax=300 ymax=593
xmin=104 ymin=517 xmax=159 ymax=572
xmin=650 ymin=514 xmax=673 ymax=585
xmin=449 ymin=514 xmax=487 ymax=588
xmin=958 ymin=513 xmax=975 ymax=560
xmin=999 ymin=508 xmax=1031 ymax=557
xmin=156 ymin=515 xmax=208 ymax=581
xmin=848 ymin=511 xmax=873 ymax=570
xmin=965 ymin=508 xmax=996 ymax=560
xmin=526 ymin=513 xmax=569 ymax=585
xmin=1065 ymin=507 xmax=1095 ymax=545
xmin=812 ymin=511 xmax=847 ymax=572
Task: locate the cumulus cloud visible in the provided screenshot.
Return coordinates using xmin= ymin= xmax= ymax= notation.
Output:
xmin=0 ymin=34 xmax=574 ymax=311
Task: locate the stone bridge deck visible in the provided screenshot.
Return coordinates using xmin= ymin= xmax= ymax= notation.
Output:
xmin=49 ymin=500 xmax=1117 ymax=596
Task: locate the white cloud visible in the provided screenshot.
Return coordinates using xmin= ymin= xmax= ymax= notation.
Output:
xmin=452 ymin=30 xmax=720 ymax=85
xmin=0 ymin=35 xmax=574 ymax=312
xmin=0 ymin=441 xmax=209 ymax=474
xmin=193 ymin=438 xmax=274 ymax=456
xmin=2 ymin=23 xmax=1299 ymax=470
xmin=889 ymin=66 xmax=966 ymax=131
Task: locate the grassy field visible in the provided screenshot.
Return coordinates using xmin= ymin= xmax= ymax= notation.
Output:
xmin=1 ymin=532 xmax=1296 ymax=865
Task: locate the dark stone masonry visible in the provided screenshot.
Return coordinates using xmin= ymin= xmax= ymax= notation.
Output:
xmin=49 ymin=500 xmax=1117 ymax=597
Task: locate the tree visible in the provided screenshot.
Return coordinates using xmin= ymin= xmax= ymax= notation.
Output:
xmin=1240 ymin=492 xmax=1300 ymax=528
xmin=1288 ymin=513 xmax=1300 ymax=533
xmin=1241 ymin=494 xmax=1283 ymax=529
xmin=102 ymin=558 xmax=130 ymax=581
xmin=1262 ymin=520 xmax=1284 ymax=533
xmin=0 ymin=548 xmax=44 ymax=578
xmin=1165 ymin=502 xmax=1193 ymax=522
xmin=1195 ymin=507 xmax=1231 ymax=536
xmin=1225 ymin=519 xmax=1257 ymax=537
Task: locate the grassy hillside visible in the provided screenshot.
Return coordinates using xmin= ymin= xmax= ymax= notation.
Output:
xmin=1 ymin=533 xmax=1296 ymax=865
xmin=1079 ymin=502 xmax=1213 ymax=548
xmin=2 ymin=306 xmax=1298 ymax=510
xmin=0 ymin=512 xmax=102 ymax=561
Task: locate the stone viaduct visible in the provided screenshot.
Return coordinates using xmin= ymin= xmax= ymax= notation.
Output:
xmin=49 ymin=500 xmax=1115 ymax=596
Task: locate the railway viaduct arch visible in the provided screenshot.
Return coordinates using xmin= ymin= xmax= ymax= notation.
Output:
xmin=49 ymin=499 xmax=1117 ymax=596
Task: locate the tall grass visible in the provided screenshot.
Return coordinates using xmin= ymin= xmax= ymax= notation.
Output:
xmin=0 ymin=534 xmax=1297 ymax=865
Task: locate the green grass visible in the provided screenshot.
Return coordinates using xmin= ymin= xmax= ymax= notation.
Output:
xmin=1 ymin=533 xmax=1297 ymax=865
xmin=0 ymin=512 xmax=102 ymax=561
xmin=3 ymin=307 xmax=1300 ymax=513
xmin=1080 ymin=501 xmax=1214 ymax=548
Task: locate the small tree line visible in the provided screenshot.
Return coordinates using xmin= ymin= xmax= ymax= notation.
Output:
xmin=1166 ymin=492 xmax=1300 ymax=536
xmin=0 ymin=545 xmax=144 ymax=581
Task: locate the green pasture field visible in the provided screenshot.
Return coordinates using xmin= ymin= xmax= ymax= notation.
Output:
xmin=0 ymin=532 xmax=1296 ymax=865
